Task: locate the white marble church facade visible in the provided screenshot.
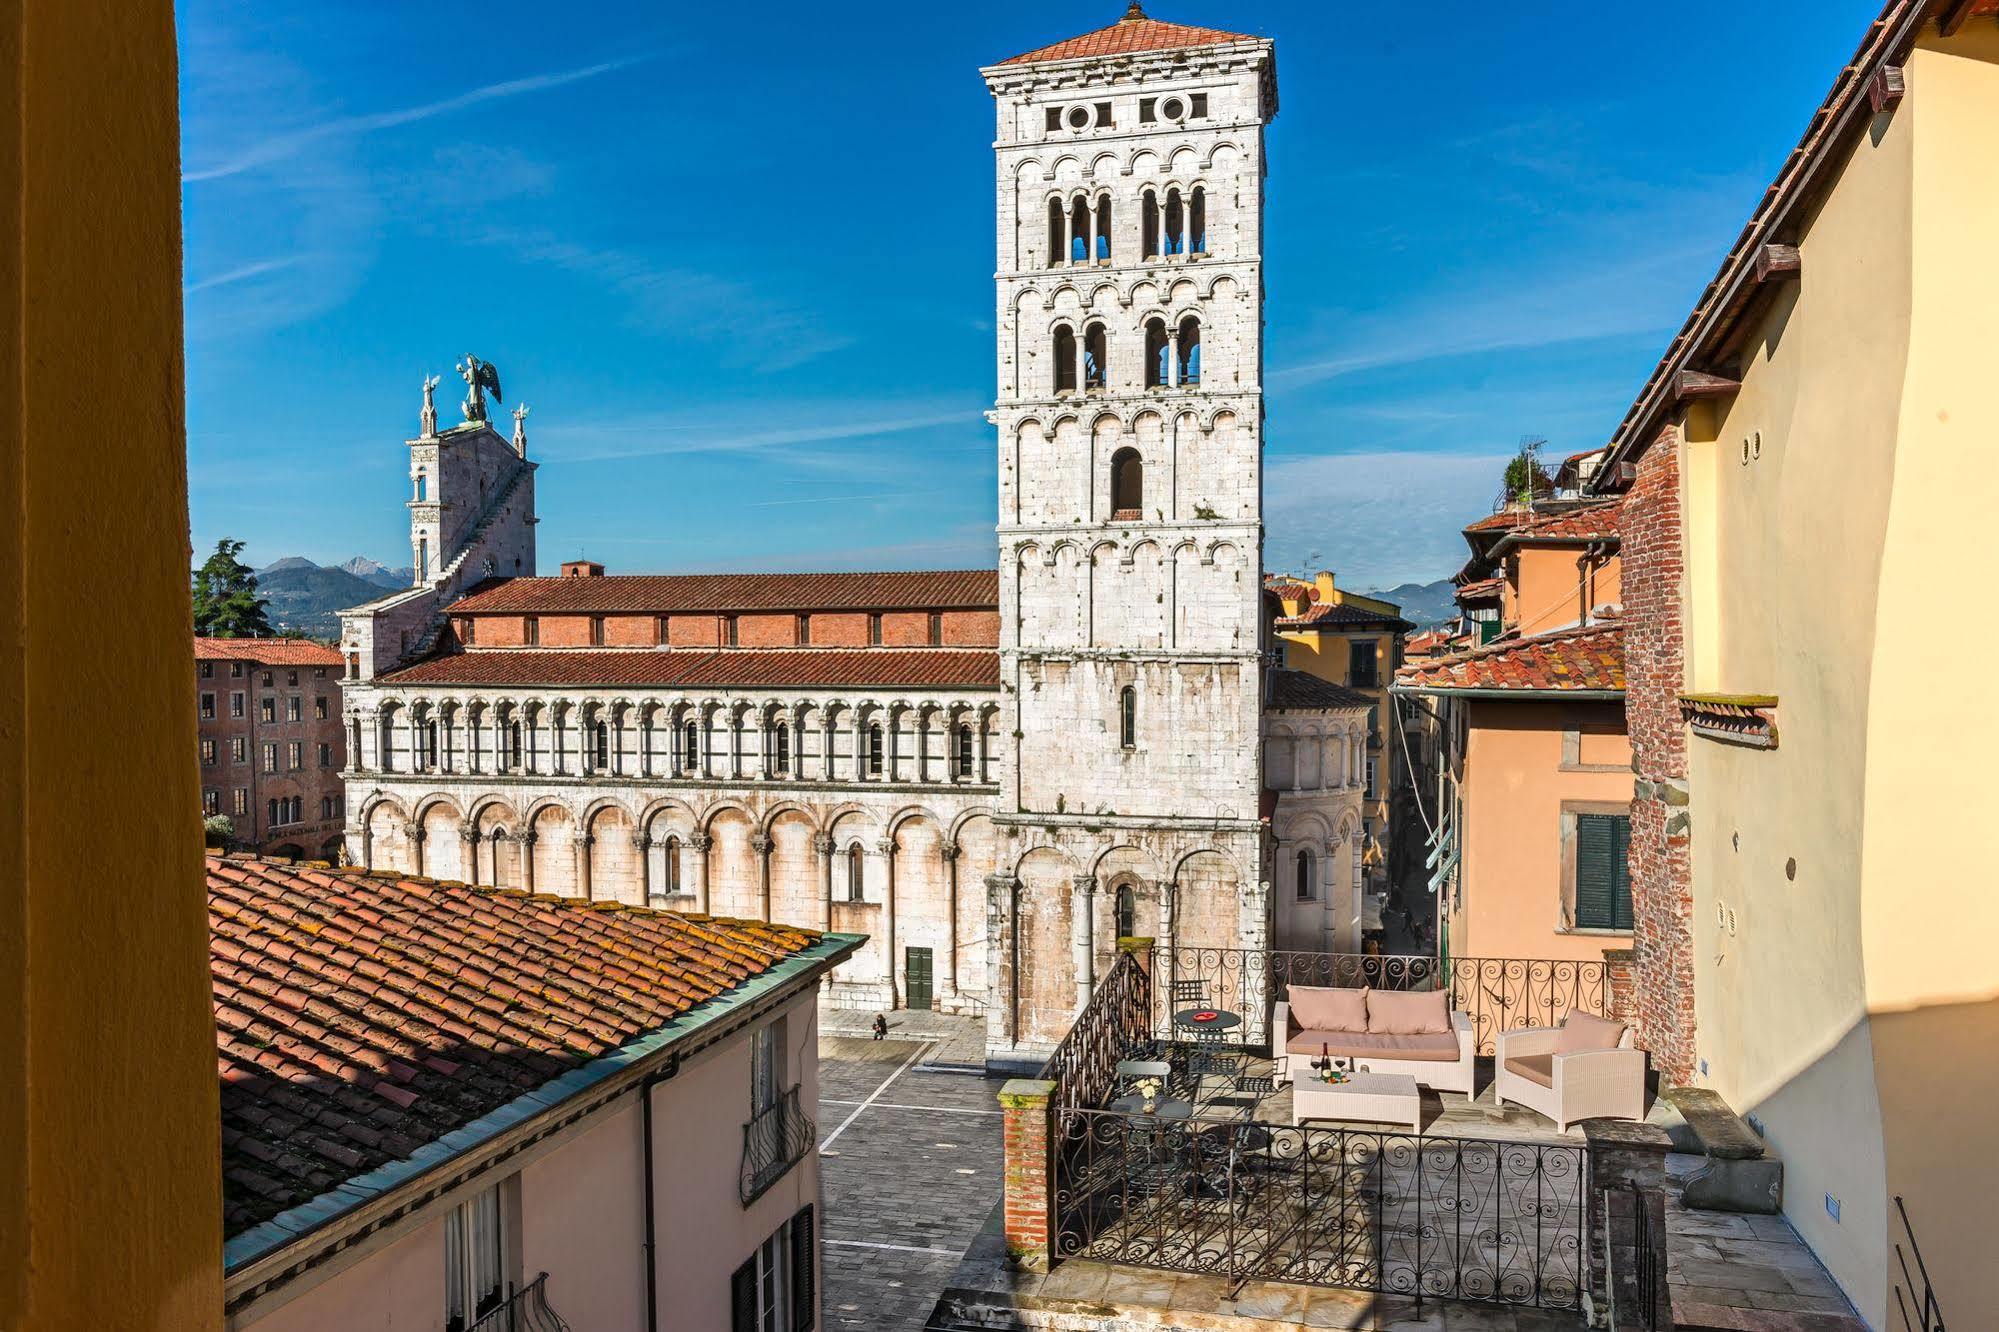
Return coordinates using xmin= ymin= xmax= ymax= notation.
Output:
xmin=339 ymin=9 xmax=1367 ymax=1064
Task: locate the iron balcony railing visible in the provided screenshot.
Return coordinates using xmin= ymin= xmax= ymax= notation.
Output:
xmin=1160 ymin=948 xmax=1613 ymax=1056
xmin=463 ymin=1273 xmax=567 ymax=1332
xmin=740 ymin=1085 xmax=814 ymax=1205
xmin=1893 ymin=1195 xmax=1945 ymax=1331
xmin=1043 ymin=950 xmax=1154 ymax=1117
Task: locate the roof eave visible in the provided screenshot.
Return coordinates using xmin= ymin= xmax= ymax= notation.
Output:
xmin=1390 ymin=683 xmax=1625 ymax=702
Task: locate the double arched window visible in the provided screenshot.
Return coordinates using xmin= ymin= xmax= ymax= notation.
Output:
xmin=1053 ymin=320 xmax=1110 ymax=395
xmin=1111 ymin=449 xmax=1143 ymax=519
xmin=1142 ymin=316 xmax=1202 ymax=388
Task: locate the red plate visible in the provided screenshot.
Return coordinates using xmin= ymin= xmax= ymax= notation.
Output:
xmin=1193 ymin=1010 xmax=1218 ymax=1022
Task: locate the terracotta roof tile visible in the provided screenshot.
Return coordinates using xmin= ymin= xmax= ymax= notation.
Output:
xmin=378 ymin=647 xmax=1000 ymax=690
xmin=1454 ymin=577 xmax=1503 ymax=604
xmin=1462 ymin=498 xmax=1621 ymax=544
xmin=208 ymin=855 xmax=820 ymax=1240
xmin=998 ymin=5 xmax=1257 ymax=65
xmin=1395 ymin=621 xmax=1625 ymax=696
xmin=1275 ymin=601 xmax=1414 ymax=632
xmin=450 ymin=570 xmax=996 ymax=616
xmin=1268 ymin=668 xmax=1373 ymax=711
xmin=194 ymin=637 xmax=344 ymax=666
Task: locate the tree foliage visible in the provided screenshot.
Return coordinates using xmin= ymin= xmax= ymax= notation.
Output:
xmin=191 ymin=538 xmax=272 ymax=638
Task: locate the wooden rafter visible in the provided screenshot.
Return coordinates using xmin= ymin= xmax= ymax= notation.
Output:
xmin=1868 ymin=64 xmax=1906 ymax=112
xmin=1674 ymin=369 xmax=1742 ymax=403
xmin=1754 ymin=243 xmax=1802 ymax=284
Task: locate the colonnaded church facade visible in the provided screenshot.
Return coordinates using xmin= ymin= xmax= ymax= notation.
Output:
xmin=339 ymin=7 xmax=1369 ymax=1064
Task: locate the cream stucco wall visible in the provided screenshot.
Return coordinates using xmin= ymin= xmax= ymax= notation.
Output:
xmin=237 ymin=991 xmax=826 ymax=1332
xmin=1683 ymin=28 xmax=1999 ymax=1327
xmin=1456 ymin=700 xmax=1633 ymax=963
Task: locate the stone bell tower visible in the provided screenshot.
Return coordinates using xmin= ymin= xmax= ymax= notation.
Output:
xmin=979 ymin=8 xmax=1278 ymax=1061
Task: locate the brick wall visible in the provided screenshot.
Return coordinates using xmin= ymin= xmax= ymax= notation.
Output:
xmin=997 ymin=1079 xmax=1055 ymax=1268
xmin=1618 ymin=427 xmax=1696 ymax=1082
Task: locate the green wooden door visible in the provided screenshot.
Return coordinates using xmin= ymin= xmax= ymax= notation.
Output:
xmin=905 ymin=946 xmax=933 ymax=1011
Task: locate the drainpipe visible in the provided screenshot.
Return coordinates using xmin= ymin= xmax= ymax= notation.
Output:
xmin=640 ymin=1051 xmax=683 ymax=1332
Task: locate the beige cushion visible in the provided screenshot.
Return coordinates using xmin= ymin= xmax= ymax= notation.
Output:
xmin=1555 ymin=1009 xmax=1627 ymax=1054
xmin=1366 ymin=988 xmax=1451 ymax=1035
xmin=1287 ymin=985 xmax=1367 ymax=1033
xmin=1505 ymin=1053 xmax=1555 ymax=1088
xmin=1286 ymin=1030 xmax=1459 ymax=1062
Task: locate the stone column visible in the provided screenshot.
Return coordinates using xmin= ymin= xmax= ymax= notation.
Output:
xmin=1166 ymin=329 xmax=1181 ymax=387
xmin=576 ymin=831 xmax=594 ymax=901
xmin=1157 ymin=878 xmax=1177 ymax=1029
xmin=813 ymin=833 xmax=835 ymax=930
xmin=520 ymin=829 xmax=538 ymax=892
xmin=405 ymin=822 xmax=425 ymax=877
xmin=821 ymin=714 xmax=838 ymax=781
xmin=878 ymin=837 xmax=899 ymax=1008
xmin=634 ymin=830 xmax=652 ymax=903
xmin=987 ymin=872 xmax=1020 ymax=1050
xmin=940 ymin=840 xmax=962 ymax=999
xmin=1585 ymin=1121 xmax=1674 ymax=1330
xmin=751 ymin=830 xmax=774 ymax=922
xmin=1071 ymin=874 xmax=1097 ymax=1010
xmin=998 ymin=1079 xmax=1056 ymax=1271
xmin=688 ymin=832 xmax=712 ymax=914
xmin=459 ymin=820 xmax=480 ymax=885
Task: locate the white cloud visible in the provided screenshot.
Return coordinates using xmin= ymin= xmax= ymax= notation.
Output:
xmin=1265 ymin=452 xmax=1510 ymax=590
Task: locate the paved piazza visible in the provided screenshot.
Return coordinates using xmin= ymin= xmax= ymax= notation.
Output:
xmin=816 ymin=1034 xmax=1005 ymax=1330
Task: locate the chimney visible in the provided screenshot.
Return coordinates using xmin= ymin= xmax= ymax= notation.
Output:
xmin=1314 ymin=571 xmax=1339 ymax=603
xmin=560 ymin=560 xmax=605 ymax=578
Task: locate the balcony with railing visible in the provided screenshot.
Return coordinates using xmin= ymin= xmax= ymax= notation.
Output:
xmin=739 ymin=1084 xmax=814 ymax=1205
xmin=464 ymin=1273 xmax=567 ymax=1332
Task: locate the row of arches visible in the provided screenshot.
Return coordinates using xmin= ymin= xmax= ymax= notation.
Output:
xmin=1012 ymin=269 xmax=1241 ymax=316
xmin=356 ymin=792 xmax=1006 ymax=1010
xmin=1264 ymin=721 xmax=1374 ymax=792
xmin=352 ymin=695 xmax=1002 ymax=788
xmin=1007 ymin=411 xmax=1256 ymax=528
xmin=1012 ymin=139 xmax=1245 ymax=186
xmin=1042 ymin=186 xmax=1210 ymax=268
xmin=1049 ymin=315 xmax=1201 ymax=394
xmin=1013 ymin=538 xmax=1247 ymax=653
xmin=1273 ymin=804 xmax=1369 ymax=954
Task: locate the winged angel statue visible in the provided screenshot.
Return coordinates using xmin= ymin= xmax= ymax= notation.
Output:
xmin=456 ymin=354 xmax=504 ymax=423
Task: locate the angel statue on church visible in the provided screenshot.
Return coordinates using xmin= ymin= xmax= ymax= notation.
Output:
xmin=456 ymin=354 xmax=503 ymax=423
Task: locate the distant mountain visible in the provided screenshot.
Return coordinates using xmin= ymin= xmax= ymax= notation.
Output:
xmin=337 ymin=555 xmax=412 ymax=590
xmin=253 ymin=560 xmax=393 ymax=639
xmin=1364 ymin=579 xmax=1458 ymax=628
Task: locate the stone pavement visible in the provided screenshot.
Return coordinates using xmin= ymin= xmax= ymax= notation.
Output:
xmin=819 ymin=1002 xmax=990 ymax=1070
xmin=1664 ymin=1152 xmax=1866 ymax=1330
xmin=817 ymin=1033 xmax=1007 ymax=1330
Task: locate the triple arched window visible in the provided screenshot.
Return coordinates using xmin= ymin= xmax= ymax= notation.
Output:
xmin=1141 ymin=185 xmax=1206 ymax=259
xmin=1047 ymin=192 xmax=1114 ymax=268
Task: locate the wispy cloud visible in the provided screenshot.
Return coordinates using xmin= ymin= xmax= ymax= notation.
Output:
xmin=184 ymin=257 xmax=303 ymax=294
xmin=535 ymin=406 xmax=973 ymax=464
xmin=183 ymin=56 xmax=651 ymax=183
xmin=1264 ymin=452 xmax=1511 ymax=589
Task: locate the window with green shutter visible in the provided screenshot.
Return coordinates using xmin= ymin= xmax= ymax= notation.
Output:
xmin=1574 ymin=812 xmax=1632 ymax=931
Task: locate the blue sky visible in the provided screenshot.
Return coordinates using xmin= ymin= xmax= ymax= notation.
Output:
xmin=180 ymin=0 xmax=1879 ymax=591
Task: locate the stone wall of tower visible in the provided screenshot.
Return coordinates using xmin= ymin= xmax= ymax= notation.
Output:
xmin=981 ymin=34 xmax=1278 ymax=1065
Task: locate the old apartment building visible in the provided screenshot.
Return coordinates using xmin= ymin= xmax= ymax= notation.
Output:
xmin=338 ymin=7 xmax=1363 ymax=1065
xmin=195 ymin=637 xmax=347 ymax=857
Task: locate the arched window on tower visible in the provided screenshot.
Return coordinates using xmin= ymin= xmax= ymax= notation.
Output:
xmin=1052 ymin=324 xmax=1077 ymax=394
xmin=1046 ymin=198 xmax=1063 ymax=269
xmin=847 ymin=845 xmax=865 ymax=901
xmin=1111 ymin=449 xmax=1143 ymax=520
xmin=415 ymin=472 xmax=427 ymax=501
xmin=1143 ymin=318 xmax=1168 ymax=388
xmin=1118 ymin=684 xmax=1137 ymax=748
xmin=1177 ymin=316 xmax=1202 ymax=386
xmin=1069 ymin=196 xmax=1089 ymax=263
xmin=1115 ymin=883 xmax=1136 ymax=940
xmin=1190 ymin=186 xmax=1207 ymax=254
xmin=1163 ymin=188 xmax=1184 ymax=256
xmin=1141 ymin=191 xmax=1160 ymax=258
xmin=1094 ymin=193 xmax=1113 ymax=261
xmin=1083 ymin=322 xmax=1107 ymax=391
xmin=1296 ymin=849 xmax=1314 ymax=900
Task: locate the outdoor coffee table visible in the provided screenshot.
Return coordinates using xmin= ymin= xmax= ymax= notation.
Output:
xmin=1290 ymin=1070 xmax=1422 ymax=1133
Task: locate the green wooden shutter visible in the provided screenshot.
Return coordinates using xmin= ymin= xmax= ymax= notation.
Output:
xmin=1575 ymin=814 xmax=1632 ymax=931
xmin=730 ymin=1254 xmax=757 ymax=1332
xmin=790 ymin=1205 xmax=816 ymax=1332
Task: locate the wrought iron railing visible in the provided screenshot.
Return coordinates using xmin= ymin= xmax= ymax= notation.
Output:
xmin=464 ymin=1273 xmax=568 ymax=1332
xmin=1050 ymin=1109 xmax=1585 ymax=1310
xmin=739 ymin=1085 xmax=814 ymax=1205
xmin=1043 ymin=950 xmax=1154 ymax=1117
xmin=1892 ymin=1194 xmax=1945 ymax=1331
xmin=1161 ymin=949 xmax=1611 ymax=1056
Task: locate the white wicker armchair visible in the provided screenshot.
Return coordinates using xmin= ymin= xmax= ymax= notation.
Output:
xmin=1493 ymin=1023 xmax=1646 ymax=1132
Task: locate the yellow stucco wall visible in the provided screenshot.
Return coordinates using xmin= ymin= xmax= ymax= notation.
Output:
xmin=0 ymin=2 xmax=225 ymax=1328
xmin=1456 ymin=701 xmax=1633 ymax=963
xmin=1279 ymin=625 xmax=1394 ymax=852
xmin=1683 ymin=28 xmax=1999 ymax=1327
xmin=1506 ymin=546 xmax=1622 ymax=638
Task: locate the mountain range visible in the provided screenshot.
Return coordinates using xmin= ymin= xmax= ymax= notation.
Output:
xmin=1361 ymin=579 xmax=1457 ymax=628
xmin=252 ymin=556 xmax=410 ymax=639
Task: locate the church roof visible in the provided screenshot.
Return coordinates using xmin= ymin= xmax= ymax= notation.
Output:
xmin=1267 ymin=668 xmax=1373 ymax=712
xmin=378 ymin=647 xmax=1001 ymax=691
xmin=449 ymin=569 xmax=997 ymax=616
xmin=998 ymin=4 xmax=1258 ymax=66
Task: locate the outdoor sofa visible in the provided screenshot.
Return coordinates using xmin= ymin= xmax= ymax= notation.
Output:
xmin=1272 ymin=985 xmax=1475 ymax=1095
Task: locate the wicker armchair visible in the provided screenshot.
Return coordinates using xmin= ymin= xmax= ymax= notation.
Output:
xmin=1493 ymin=1022 xmax=1646 ymax=1132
